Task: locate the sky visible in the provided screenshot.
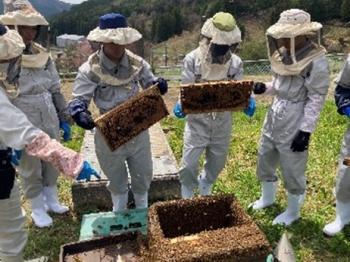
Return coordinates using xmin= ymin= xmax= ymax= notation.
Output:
xmin=60 ymin=0 xmax=87 ymax=4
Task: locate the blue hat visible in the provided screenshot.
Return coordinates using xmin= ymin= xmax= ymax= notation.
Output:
xmin=88 ymin=12 xmax=142 ymax=44
xmin=99 ymin=13 xmax=127 ymax=30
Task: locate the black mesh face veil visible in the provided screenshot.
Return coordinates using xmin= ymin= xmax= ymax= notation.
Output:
xmin=267 ymin=32 xmax=321 ymax=66
xmin=6 ymin=55 xmax=21 ymax=84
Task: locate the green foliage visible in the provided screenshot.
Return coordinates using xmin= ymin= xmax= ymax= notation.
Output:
xmin=238 ymin=38 xmax=268 ymax=60
xmin=62 ymin=125 xmax=85 ymax=151
xmin=0 ymin=0 xmax=71 ymax=18
xmin=152 ymin=7 xmax=184 ymax=43
xmin=49 ymin=0 xmax=346 ymax=45
xmin=341 ymin=0 xmax=350 ymax=20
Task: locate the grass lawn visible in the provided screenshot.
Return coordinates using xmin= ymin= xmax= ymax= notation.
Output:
xmin=23 ymin=99 xmax=350 ymax=261
xmin=161 ymin=100 xmax=350 ymax=262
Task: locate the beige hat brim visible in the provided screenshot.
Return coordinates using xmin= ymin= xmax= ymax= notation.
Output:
xmin=267 ymin=22 xmax=322 ymax=38
xmin=0 ymin=11 xmax=48 ymax=26
xmin=87 ymin=27 xmax=142 ymax=45
xmin=201 ymin=18 xmax=241 ymax=45
xmin=0 ymin=29 xmax=25 ymax=60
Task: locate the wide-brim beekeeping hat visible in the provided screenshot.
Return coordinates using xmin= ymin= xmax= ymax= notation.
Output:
xmin=0 ymin=25 xmax=25 ymax=60
xmin=0 ymin=0 xmax=48 ymax=26
xmin=266 ymin=9 xmax=325 ymax=76
xmin=87 ymin=13 xmax=142 ymax=45
xmin=201 ymin=12 xmax=241 ymax=45
xmin=266 ymin=9 xmax=322 ymax=39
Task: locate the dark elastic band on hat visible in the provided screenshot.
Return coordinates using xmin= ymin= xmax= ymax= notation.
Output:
xmin=0 ymin=24 xmax=8 ymax=36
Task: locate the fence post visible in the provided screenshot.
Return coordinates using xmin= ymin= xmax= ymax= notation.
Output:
xmin=164 ymin=44 xmax=168 ymax=67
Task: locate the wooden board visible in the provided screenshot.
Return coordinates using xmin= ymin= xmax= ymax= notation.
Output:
xmin=95 ymin=87 xmax=169 ymax=151
xmin=180 ymin=80 xmax=253 ymax=114
xmin=60 ymin=233 xmax=142 ymax=262
xmin=343 ymin=157 xmax=350 ymax=166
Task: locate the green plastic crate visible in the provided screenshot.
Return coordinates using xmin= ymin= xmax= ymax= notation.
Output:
xmin=79 ymin=208 xmax=147 ymax=241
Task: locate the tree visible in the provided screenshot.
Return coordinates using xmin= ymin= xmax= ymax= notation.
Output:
xmin=341 ymin=0 xmax=350 ymax=20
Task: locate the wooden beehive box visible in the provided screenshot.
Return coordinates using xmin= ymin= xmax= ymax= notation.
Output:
xmin=146 ymin=195 xmax=271 ymax=261
xmin=180 ymin=80 xmax=253 ymax=114
xmin=95 ymin=87 xmax=169 ymax=151
xmin=60 ymin=232 xmax=144 ymax=262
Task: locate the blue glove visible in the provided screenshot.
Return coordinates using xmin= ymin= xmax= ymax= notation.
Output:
xmin=342 ymin=106 xmax=350 ymax=117
xmin=244 ymin=97 xmax=256 ymax=117
xmin=173 ymin=102 xmax=186 ymax=118
xmin=153 ymin=77 xmax=168 ymax=95
xmin=59 ymin=121 xmax=71 ymax=141
xmin=11 ymin=150 xmax=22 ymax=166
xmin=76 ymin=161 xmax=101 ymax=181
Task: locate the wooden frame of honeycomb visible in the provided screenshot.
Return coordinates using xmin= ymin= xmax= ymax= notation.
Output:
xmin=95 ymin=87 xmax=169 ymax=151
xmin=180 ymin=80 xmax=253 ymax=114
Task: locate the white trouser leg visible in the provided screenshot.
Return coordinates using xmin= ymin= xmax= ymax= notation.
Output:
xmin=181 ymin=184 xmax=194 ymax=199
xmin=134 ymin=192 xmax=148 ymax=209
xmin=0 ymin=183 xmax=26 ymax=262
xmin=43 ymin=186 xmax=69 ymax=214
xmin=250 ymin=181 xmax=278 ymax=210
xmin=323 ymin=200 xmax=350 ymax=236
xmin=30 ymin=193 xmax=52 ymax=228
xmin=111 ymin=192 xmax=128 ymax=212
xmin=198 ymin=176 xmax=212 ymax=196
xmin=0 ymin=253 xmax=23 ymax=262
xmin=272 ymin=192 xmax=305 ymax=226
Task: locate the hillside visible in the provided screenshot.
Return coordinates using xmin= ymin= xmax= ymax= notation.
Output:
xmin=0 ymin=0 xmax=71 ymax=18
xmin=49 ymin=0 xmax=347 ymax=40
xmin=50 ymin=0 xmax=350 ymax=60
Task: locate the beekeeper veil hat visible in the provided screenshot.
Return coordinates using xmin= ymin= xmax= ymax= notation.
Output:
xmin=201 ymin=12 xmax=242 ymax=45
xmin=87 ymin=13 xmax=142 ymax=45
xmin=266 ymin=9 xmax=326 ymax=76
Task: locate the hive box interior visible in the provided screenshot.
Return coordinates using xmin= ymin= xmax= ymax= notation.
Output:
xmin=157 ymin=195 xmax=238 ymax=238
xmin=147 ymin=195 xmax=271 ymax=261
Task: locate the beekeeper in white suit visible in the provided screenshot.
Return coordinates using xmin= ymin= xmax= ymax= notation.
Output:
xmin=68 ymin=13 xmax=168 ymax=211
xmin=323 ymin=57 xmax=350 ymax=236
xmin=0 ymin=25 xmax=99 ymax=262
xmin=250 ymin=9 xmax=329 ymax=226
xmin=0 ymin=0 xmax=72 ymax=228
xmin=173 ymin=12 xmax=256 ymax=198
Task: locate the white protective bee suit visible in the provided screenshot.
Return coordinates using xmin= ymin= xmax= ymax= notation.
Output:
xmin=323 ymin=56 xmax=350 ymax=236
xmin=179 ymin=12 xmax=244 ymax=198
xmin=0 ymin=28 xmax=89 ymax=262
xmin=71 ymin=13 xmax=159 ymax=211
xmin=0 ymin=0 xmax=70 ymax=228
xmin=251 ymin=9 xmax=329 ymax=226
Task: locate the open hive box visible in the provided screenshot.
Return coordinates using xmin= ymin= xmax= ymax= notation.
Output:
xmin=180 ymin=80 xmax=253 ymax=114
xmin=60 ymin=232 xmax=144 ymax=262
xmin=95 ymin=86 xmax=169 ymax=151
xmin=146 ymin=195 xmax=271 ymax=261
